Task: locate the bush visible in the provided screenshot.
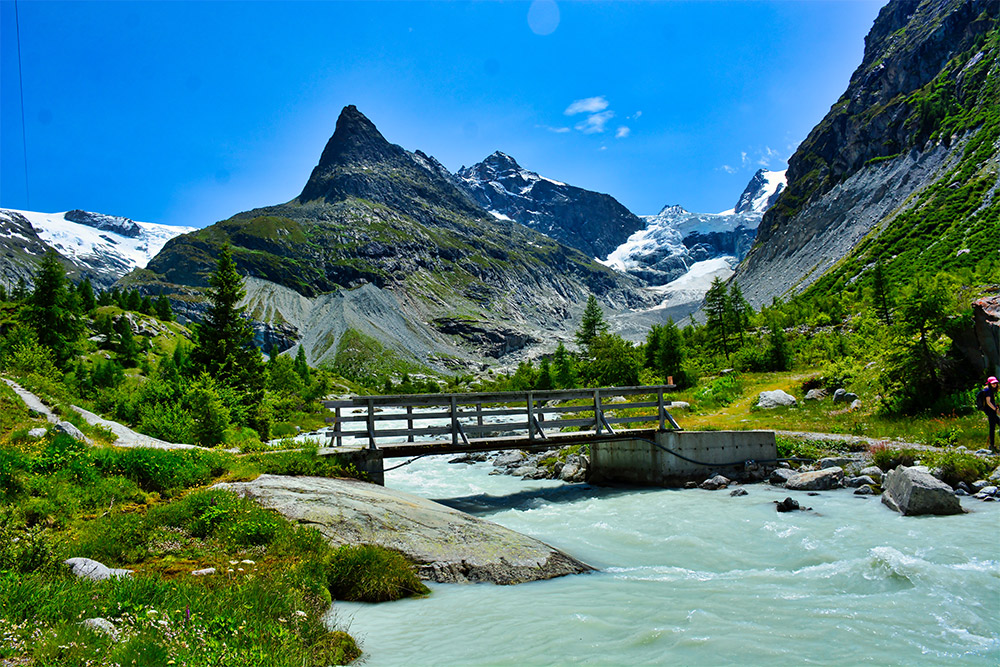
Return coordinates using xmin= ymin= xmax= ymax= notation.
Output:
xmin=925 ymin=450 xmax=994 ymax=487
xmin=151 ymin=489 xmax=285 ymax=548
xmin=694 ymin=373 xmax=744 ymax=409
xmin=869 ymin=444 xmax=920 ymax=471
xmin=326 ymin=544 xmax=429 ymax=602
xmin=91 ymin=448 xmax=225 ymax=496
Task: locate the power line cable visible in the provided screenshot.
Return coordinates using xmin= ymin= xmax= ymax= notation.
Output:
xmin=14 ymin=0 xmax=30 ymax=207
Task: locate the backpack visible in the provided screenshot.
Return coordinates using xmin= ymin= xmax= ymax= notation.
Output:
xmin=976 ymin=387 xmax=990 ymax=411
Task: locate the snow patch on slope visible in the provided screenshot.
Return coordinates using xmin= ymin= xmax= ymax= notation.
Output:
xmin=8 ymin=209 xmax=196 ymax=277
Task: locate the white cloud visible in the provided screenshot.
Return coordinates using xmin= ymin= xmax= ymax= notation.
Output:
xmin=574 ymin=110 xmax=614 ymax=134
xmin=740 ymin=151 xmax=749 ymax=167
xmin=719 ymin=165 xmax=737 ymax=174
xmin=758 ymin=146 xmax=780 ymax=166
xmin=565 ymin=96 xmax=609 ymax=115
xmin=538 ymin=125 xmax=571 ymax=133
xmin=629 ymin=111 xmax=642 ymax=120
xmin=599 ymin=146 xmax=607 ymax=151
xmin=615 ymin=126 xmax=630 ymax=139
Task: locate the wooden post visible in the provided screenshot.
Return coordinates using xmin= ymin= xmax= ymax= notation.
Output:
xmin=450 ymin=395 xmax=459 ymax=447
xmin=366 ymin=398 xmax=376 ymax=450
xmin=594 ymin=389 xmax=603 ymax=436
xmin=527 ymin=391 xmax=535 ymax=441
xmin=334 ymin=406 xmax=342 ymax=447
xmin=476 ymin=402 xmax=483 ymax=429
xmin=406 ymin=405 xmax=414 ymax=443
xmin=658 ymin=388 xmax=666 ymax=431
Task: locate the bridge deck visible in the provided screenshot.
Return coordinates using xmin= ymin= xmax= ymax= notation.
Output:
xmin=336 ymin=428 xmax=659 ymax=459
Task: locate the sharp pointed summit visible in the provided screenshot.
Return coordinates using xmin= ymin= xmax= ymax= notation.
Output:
xmin=297 ymin=105 xmax=480 ymax=218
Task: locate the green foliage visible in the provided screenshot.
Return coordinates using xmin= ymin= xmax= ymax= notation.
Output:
xmin=925 ymin=449 xmax=993 ymax=487
xmin=869 ymin=444 xmax=920 ymax=471
xmin=154 ymin=293 xmax=173 ymax=321
xmin=694 ymin=374 xmax=744 ymax=409
xmin=186 ymin=373 xmax=231 ymax=447
xmin=704 ymin=277 xmax=732 ymax=359
xmin=21 ymin=250 xmax=83 ymax=367
xmin=574 ymin=294 xmax=608 ymax=353
xmin=325 ymin=544 xmax=429 ymax=602
xmin=583 ymin=333 xmax=640 ymax=387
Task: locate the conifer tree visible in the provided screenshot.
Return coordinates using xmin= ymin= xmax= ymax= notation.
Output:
xmin=704 ymin=277 xmax=732 ymax=360
xmin=656 ymin=318 xmax=685 ymax=383
xmin=294 ymin=345 xmax=311 ymax=385
xmin=154 ymin=294 xmax=173 ymax=321
xmin=0 ymin=283 xmax=7 ymax=302
xmin=575 ymin=295 xmax=608 ymax=354
xmin=77 ymin=278 xmax=96 ymax=313
xmin=115 ymin=316 xmax=140 ymax=367
xmin=553 ymin=341 xmax=576 ymax=389
xmin=13 ymin=278 xmax=28 ymax=302
xmin=126 ymin=289 xmax=143 ymax=312
xmin=191 ymin=244 xmax=267 ymax=436
xmin=536 ymin=357 xmax=554 ymax=390
xmin=872 ymin=259 xmax=893 ymax=324
xmin=22 ymin=250 xmax=81 ymax=366
xmin=728 ymin=281 xmax=751 ymax=346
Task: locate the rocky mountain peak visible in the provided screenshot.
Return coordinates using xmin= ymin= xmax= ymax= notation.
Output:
xmin=656 ymin=204 xmax=688 ymax=217
xmin=64 ymin=209 xmax=142 ymax=238
xmin=732 ymin=170 xmax=787 ymax=215
xmin=296 ymin=105 xmax=481 ymax=217
xmin=315 ymin=105 xmax=398 ymax=170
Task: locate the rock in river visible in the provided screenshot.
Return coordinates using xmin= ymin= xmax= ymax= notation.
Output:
xmin=214 ymin=475 xmax=592 ymax=585
xmin=881 ymin=465 xmax=964 ymax=516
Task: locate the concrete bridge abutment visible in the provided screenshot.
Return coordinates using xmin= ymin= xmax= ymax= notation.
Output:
xmin=587 ymin=430 xmax=777 ymax=487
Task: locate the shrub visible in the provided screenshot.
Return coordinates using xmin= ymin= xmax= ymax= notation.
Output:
xmin=869 ymin=444 xmax=920 ymax=471
xmin=326 ymin=544 xmax=429 ymax=602
xmin=925 ymin=449 xmax=993 ymax=487
xmin=151 ymin=489 xmax=285 ymax=548
xmin=694 ymin=373 xmax=744 ymax=409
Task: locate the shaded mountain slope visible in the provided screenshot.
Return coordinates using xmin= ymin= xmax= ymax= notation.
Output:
xmin=736 ymin=0 xmax=999 ymax=306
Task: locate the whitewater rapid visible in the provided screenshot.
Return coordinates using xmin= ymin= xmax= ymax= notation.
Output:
xmin=331 ymin=455 xmax=999 ymax=666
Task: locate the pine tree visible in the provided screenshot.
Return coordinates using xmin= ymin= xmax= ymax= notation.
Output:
xmin=728 ymin=281 xmax=751 ymax=347
xmin=22 ymin=250 xmax=81 ymax=366
xmin=553 ymin=342 xmax=576 ymax=389
xmin=154 ymin=294 xmax=173 ymax=321
xmin=293 ymin=345 xmax=311 ymax=385
xmin=13 ymin=278 xmax=28 ymax=302
xmin=872 ymin=259 xmax=893 ymax=324
xmin=656 ymin=318 xmax=684 ymax=383
xmin=140 ymin=295 xmax=154 ymax=315
xmin=77 ymin=278 xmax=96 ymax=313
xmin=115 ymin=316 xmax=140 ymax=367
xmin=126 ymin=289 xmax=143 ymax=312
xmin=704 ymin=277 xmax=732 ymax=360
xmin=536 ymin=357 xmax=554 ymax=390
xmin=575 ymin=295 xmax=608 ymax=353
xmin=191 ymin=244 xmax=267 ymax=435
xmin=0 ymin=283 xmax=6 ymax=302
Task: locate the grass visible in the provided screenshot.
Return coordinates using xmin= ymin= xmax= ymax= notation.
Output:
xmin=667 ymin=370 xmax=994 ymax=451
xmin=0 ymin=395 xmax=425 ymax=665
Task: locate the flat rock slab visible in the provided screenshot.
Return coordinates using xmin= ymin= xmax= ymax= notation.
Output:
xmin=785 ymin=468 xmax=844 ymax=491
xmin=215 ymin=474 xmax=593 ymax=585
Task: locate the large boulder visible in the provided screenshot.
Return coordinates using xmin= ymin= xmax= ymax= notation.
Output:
xmin=769 ymin=468 xmax=798 ymax=485
xmin=785 ymin=467 xmax=844 ymax=491
xmin=833 ymin=388 xmax=858 ymax=403
xmin=757 ymin=390 xmax=797 ymax=409
xmin=214 ymin=475 xmax=592 ymax=585
xmin=881 ymin=465 xmax=964 ymax=516
xmin=64 ymin=558 xmax=133 ymax=581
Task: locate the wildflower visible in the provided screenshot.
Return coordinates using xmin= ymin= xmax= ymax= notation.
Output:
xmin=294 ymin=610 xmax=307 ymax=617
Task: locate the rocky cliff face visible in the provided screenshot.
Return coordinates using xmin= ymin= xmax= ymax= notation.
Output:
xmin=736 ymin=0 xmax=999 ymax=306
xmin=456 ymin=151 xmax=645 ymax=259
xmin=130 ymin=106 xmax=653 ymax=370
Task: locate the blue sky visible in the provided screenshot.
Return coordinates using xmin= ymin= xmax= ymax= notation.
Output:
xmin=1 ymin=1 xmax=884 ymax=228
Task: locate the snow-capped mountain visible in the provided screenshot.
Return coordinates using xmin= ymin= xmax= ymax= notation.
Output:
xmin=724 ymin=168 xmax=787 ymax=215
xmin=456 ymin=151 xmax=645 ymax=259
xmin=601 ymin=169 xmax=787 ymax=329
xmin=0 ymin=208 xmax=196 ymax=288
xmin=601 ymin=168 xmax=787 ymax=286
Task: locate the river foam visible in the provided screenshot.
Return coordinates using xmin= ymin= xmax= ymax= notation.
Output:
xmin=332 ymin=455 xmax=1000 ymax=665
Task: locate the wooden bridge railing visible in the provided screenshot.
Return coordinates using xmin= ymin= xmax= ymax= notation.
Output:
xmin=322 ymin=385 xmax=680 ymax=450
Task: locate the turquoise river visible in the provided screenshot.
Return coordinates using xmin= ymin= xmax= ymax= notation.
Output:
xmin=331 ymin=455 xmax=1000 ymax=666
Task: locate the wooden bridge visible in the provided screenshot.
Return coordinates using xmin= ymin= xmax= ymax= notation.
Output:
xmin=323 ymin=385 xmax=680 ymax=458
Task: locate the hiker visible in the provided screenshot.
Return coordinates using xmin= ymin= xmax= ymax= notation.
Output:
xmin=979 ymin=376 xmax=1000 ymax=452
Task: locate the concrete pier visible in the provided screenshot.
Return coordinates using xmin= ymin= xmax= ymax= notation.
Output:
xmin=588 ymin=430 xmax=777 ymax=487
